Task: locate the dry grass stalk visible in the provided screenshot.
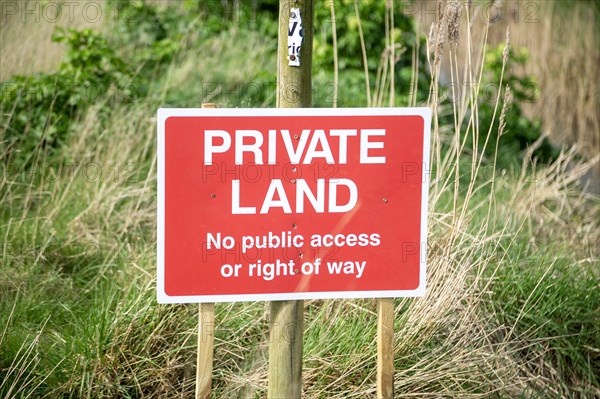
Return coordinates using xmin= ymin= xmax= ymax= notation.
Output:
xmin=1 ymin=1 xmax=598 ymax=398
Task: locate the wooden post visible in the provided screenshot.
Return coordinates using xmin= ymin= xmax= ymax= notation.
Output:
xmin=275 ymin=0 xmax=313 ymax=109
xmin=377 ymin=298 xmax=394 ymax=398
xmin=268 ymin=301 xmax=304 ymax=398
xmin=268 ymin=1 xmax=313 ymax=398
xmin=196 ymin=103 xmax=217 ymax=399
xmin=196 ymin=302 xmax=214 ymax=399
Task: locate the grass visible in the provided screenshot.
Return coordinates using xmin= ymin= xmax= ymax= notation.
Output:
xmin=509 ymin=1 xmax=600 ymax=162
xmin=1 ymin=1 xmax=599 ymax=398
xmin=0 ymin=0 xmax=105 ymax=80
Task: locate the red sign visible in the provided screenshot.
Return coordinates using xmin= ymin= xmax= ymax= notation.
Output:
xmin=157 ymin=108 xmax=431 ymax=303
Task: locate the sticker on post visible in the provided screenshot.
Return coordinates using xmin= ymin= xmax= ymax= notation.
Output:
xmin=288 ymin=8 xmax=303 ymax=66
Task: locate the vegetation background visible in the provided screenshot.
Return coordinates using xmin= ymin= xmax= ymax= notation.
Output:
xmin=0 ymin=0 xmax=598 ymax=397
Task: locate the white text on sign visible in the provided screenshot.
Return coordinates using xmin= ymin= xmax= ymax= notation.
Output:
xmin=203 ymin=129 xmax=387 ymax=215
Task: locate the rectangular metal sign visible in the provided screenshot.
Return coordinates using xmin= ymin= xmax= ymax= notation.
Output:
xmin=157 ymin=108 xmax=431 ymax=303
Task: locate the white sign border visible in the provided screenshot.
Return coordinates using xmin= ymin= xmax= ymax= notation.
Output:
xmin=157 ymin=107 xmax=431 ymax=303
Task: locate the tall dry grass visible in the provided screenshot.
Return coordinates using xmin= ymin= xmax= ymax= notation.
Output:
xmin=499 ymin=1 xmax=599 ymax=161
xmin=415 ymin=0 xmax=599 ymax=162
xmin=0 ymin=0 xmax=106 ymax=80
xmin=1 ymin=1 xmax=598 ymax=398
xmin=359 ymin=1 xmax=600 ymax=396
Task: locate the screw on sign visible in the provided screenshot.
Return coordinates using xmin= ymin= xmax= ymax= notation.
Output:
xmin=157 ymin=107 xmax=431 ymax=303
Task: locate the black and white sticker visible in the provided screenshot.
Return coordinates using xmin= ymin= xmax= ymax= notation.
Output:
xmin=288 ymin=8 xmax=303 ymax=67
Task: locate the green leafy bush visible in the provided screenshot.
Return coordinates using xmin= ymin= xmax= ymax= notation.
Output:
xmin=0 ymin=0 xmax=557 ymax=170
xmin=107 ymin=0 xmax=184 ymax=65
xmin=312 ymin=0 xmax=429 ymax=107
xmin=0 ymin=28 xmax=135 ymax=167
xmin=0 ymin=1 xmax=186 ymax=168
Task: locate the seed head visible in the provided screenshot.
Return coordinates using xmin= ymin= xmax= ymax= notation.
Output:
xmin=436 ymin=0 xmax=444 ymax=24
xmin=435 ymin=28 xmax=446 ymax=63
xmin=499 ymin=86 xmax=513 ymax=136
xmin=434 ymin=0 xmax=447 ymax=64
xmin=504 ymin=86 xmax=513 ymax=105
xmin=428 ymin=22 xmax=436 ymax=57
xmin=446 ymin=0 xmax=462 ymax=49
xmin=503 ymin=27 xmax=511 ymax=64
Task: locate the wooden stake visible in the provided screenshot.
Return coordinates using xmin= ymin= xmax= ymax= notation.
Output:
xmin=196 ymin=302 xmax=214 ymax=399
xmin=268 ymin=301 xmax=304 ymax=398
xmin=275 ymin=0 xmax=313 ymax=109
xmin=268 ymin=1 xmax=313 ymax=398
xmin=196 ymin=103 xmax=217 ymax=399
xmin=377 ymin=298 xmax=394 ymax=399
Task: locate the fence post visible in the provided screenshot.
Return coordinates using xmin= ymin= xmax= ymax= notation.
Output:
xmin=377 ymin=298 xmax=394 ymax=398
xmin=268 ymin=1 xmax=313 ymax=398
